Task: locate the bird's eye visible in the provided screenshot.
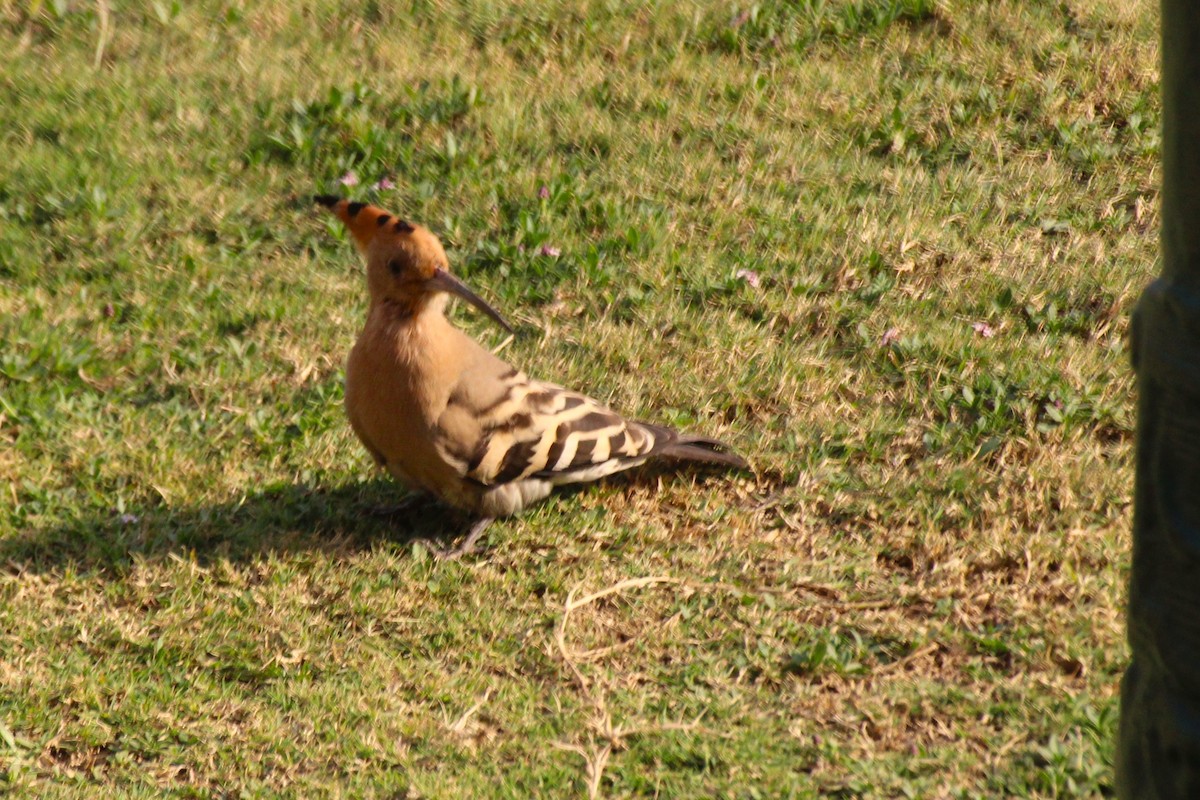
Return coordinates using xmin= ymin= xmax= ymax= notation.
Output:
xmin=387 ymin=258 xmax=402 ymax=276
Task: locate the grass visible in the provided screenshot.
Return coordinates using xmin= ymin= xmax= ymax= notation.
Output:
xmin=0 ymin=0 xmax=1153 ymax=796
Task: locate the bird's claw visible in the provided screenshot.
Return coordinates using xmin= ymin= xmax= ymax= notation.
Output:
xmin=412 ymin=518 xmax=493 ymax=561
xmin=413 ymin=537 xmax=477 ymax=561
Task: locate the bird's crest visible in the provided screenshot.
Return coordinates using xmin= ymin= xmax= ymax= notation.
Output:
xmin=314 ymin=195 xmax=415 ymax=254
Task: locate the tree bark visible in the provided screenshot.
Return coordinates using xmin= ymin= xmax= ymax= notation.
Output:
xmin=1117 ymin=3 xmax=1200 ymax=797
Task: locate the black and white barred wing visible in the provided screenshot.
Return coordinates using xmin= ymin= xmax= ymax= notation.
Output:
xmin=436 ymin=375 xmax=668 ymax=488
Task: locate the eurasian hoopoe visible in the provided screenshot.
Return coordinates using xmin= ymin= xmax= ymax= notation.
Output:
xmin=315 ymin=195 xmax=747 ymax=557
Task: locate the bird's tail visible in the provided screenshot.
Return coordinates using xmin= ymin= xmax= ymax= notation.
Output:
xmin=656 ymin=432 xmax=749 ymax=470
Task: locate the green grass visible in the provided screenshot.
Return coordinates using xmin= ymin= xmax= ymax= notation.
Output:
xmin=0 ymin=0 xmax=1151 ymax=796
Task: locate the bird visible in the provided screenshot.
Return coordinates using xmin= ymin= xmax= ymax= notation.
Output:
xmin=314 ymin=195 xmax=748 ymax=558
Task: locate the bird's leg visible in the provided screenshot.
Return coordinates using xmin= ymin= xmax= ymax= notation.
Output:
xmin=416 ymin=517 xmax=494 ymax=561
xmin=448 ymin=517 xmax=493 ymax=558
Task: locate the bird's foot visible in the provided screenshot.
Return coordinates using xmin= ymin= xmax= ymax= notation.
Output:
xmin=414 ymin=517 xmax=494 ymax=561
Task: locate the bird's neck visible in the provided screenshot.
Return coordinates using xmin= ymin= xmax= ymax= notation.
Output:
xmin=368 ymin=292 xmax=449 ymax=323
xmin=366 ymin=295 xmax=455 ymax=366
xmin=362 ymin=297 xmax=469 ymax=416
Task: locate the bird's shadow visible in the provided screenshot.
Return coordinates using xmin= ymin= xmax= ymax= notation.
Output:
xmin=4 ymin=464 xmax=749 ymax=577
xmin=3 ymin=478 xmax=471 ymax=577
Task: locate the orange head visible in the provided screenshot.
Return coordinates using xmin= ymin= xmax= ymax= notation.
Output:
xmin=315 ymin=195 xmax=512 ymax=332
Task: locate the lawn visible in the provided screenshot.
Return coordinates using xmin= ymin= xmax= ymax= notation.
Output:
xmin=0 ymin=0 xmax=1154 ymax=797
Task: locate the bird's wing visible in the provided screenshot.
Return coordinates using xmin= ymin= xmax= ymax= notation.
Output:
xmin=434 ymin=370 xmax=668 ymax=487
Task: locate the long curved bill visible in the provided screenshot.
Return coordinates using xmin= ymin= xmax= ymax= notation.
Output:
xmin=427 ymin=268 xmax=514 ymax=334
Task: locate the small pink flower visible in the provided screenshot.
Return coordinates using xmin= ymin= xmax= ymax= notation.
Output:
xmin=374 ymin=177 xmax=395 ymax=191
xmin=972 ymin=321 xmax=995 ymax=338
xmin=339 ymin=171 xmax=359 ymax=187
xmin=881 ymin=327 xmax=901 ymax=346
xmin=735 ymin=269 xmax=761 ymax=289
xmin=540 ymin=244 xmax=561 ymax=257
xmin=538 ymin=185 xmax=550 ymax=199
